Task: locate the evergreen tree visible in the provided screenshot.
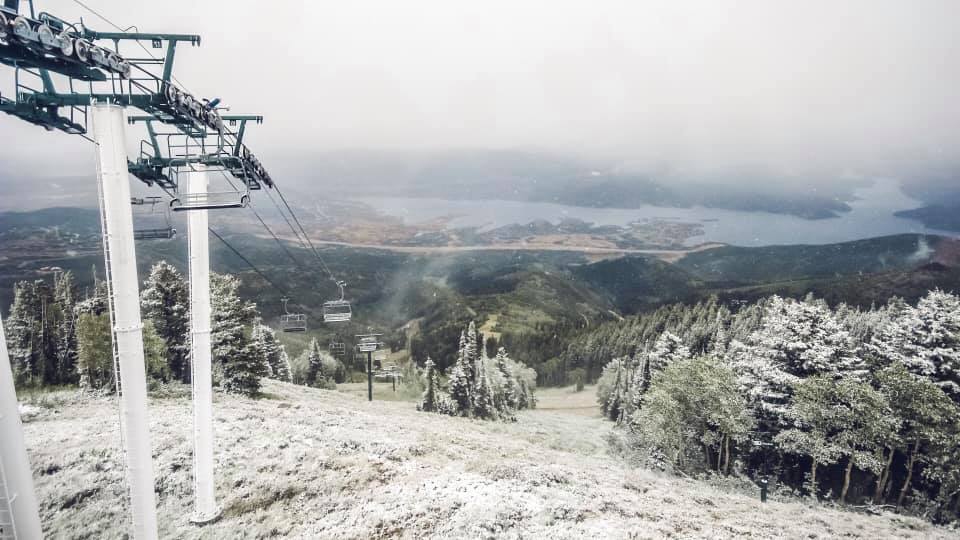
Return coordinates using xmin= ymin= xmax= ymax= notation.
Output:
xmin=472 ymin=354 xmax=497 ymax=419
xmin=6 ymin=280 xmax=45 ymax=385
xmin=222 ymin=341 xmax=268 ymax=397
xmin=52 ymin=271 xmax=78 ymax=384
xmin=304 ymin=338 xmax=324 ymax=387
xmin=448 ymin=330 xmax=474 ymax=414
xmin=210 ymin=273 xmax=263 ymax=395
xmin=141 ymin=261 xmax=190 ymax=382
xmin=870 ymin=290 xmax=960 ymax=400
xmin=418 ymin=356 xmax=441 ymax=412
xmin=252 ymin=320 xmax=290 ymax=381
xmin=485 ymin=335 xmax=499 ymax=360
xmin=494 ymin=348 xmax=520 ymax=410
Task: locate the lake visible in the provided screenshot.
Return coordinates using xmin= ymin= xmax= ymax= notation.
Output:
xmin=357 ymin=178 xmax=957 ymax=247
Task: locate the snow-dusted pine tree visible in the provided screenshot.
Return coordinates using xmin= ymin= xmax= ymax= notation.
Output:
xmin=417 ymin=356 xmax=441 ymax=412
xmin=494 ymin=347 xmax=520 ymax=410
xmin=52 ymin=271 xmax=78 ymax=385
xmin=6 ymin=280 xmax=43 ymax=385
xmin=222 ymin=341 xmax=268 ymax=397
xmin=304 ymin=338 xmax=324 ymax=387
xmin=140 ymin=261 xmax=190 ymax=382
xmin=252 ymin=319 xmax=290 ymax=381
xmin=210 ymin=273 xmax=264 ymax=395
xmin=870 ymin=289 xmax=960 ymax=400
xmin=472 ymin=354 xmax=497 ymax=419
xmin=647 ymin=331 xmax=690 ymax=373
xmin=448 ymin=330 xmax=474 ymax=415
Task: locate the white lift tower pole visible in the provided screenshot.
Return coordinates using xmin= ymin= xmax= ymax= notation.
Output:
xmin=0 ymin=316 xmax=43 ymax=540
xmin=92 ymin=103 xmax=159 ymax=540
xmin=187 ymin=166 xmax=220 ymax=523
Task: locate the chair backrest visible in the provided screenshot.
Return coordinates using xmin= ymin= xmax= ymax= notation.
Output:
xmin=280 ymin=313 xmax=306 ymax=332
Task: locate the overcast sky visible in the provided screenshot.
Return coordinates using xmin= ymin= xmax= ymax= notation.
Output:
xmin=1 ymin=0 xmax=958 ymax=185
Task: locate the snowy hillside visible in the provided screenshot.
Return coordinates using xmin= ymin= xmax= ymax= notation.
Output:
xmin=20 ymin=381 xmax=951 ymax=539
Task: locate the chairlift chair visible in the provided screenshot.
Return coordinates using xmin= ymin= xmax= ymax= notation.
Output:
xmin=131 ymin=196 xmax=177 ymax=240
xmin=168 ymin=146 xmax=251 ymax=212
xmin=279 ymin=297 xmax=307 ymax=332
xmin=322 ymin=280 xmax=352 ymax=323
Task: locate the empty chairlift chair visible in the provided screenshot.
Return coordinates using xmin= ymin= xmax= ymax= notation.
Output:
xmin=170 ymin=190 xmax=249 ymax=211
xmin=168 ymin=158 xmax=251 ymax=211
xmin=322 ymin=281 xmax=352 ymax=323
xmin=131 ymin=196 xmax=177 ymax=240
xmin=279 ymin=297 xmax=307 ymax=332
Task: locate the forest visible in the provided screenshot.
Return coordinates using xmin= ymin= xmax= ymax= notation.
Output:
xmin=585 ymin=292 xmax=960 ymax=524
xmin=3 ymin=261 xmax=346 ymax=398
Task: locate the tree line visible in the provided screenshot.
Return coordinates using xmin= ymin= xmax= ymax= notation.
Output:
xmin=593 ymin=291 xmax=960 ymax=523
xmin=5 ymin=261 xmax=293 ymax=397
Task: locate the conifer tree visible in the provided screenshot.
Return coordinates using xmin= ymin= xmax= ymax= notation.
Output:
xmin=222 ymin=342 xmax=268 ymax=397
xmin=494 ymin=348 xmax=520 ymax=410
xmin=6 ymin=281 xmax=36 ymax=384
xmin=210 ymin=273 xmax=264 ymax=395
xmin=418 ymin=356 xmax=441 ymax=412
xmin=472 ymin=354 xmax=497 ymax=419
xmin=448 ymin=330 xmax=474 ymax=414
xmin=252 ymin=319 xmax=290 ymax=381
xmin=52 ymin=271 xmax=78 ymax=384
xmin=870 ymin=289 xmax=960 ymax=400
xmin=141 ymin=261 xmax=190 ymax=382
xmin=304 ymin=338 xmax=324 ymax=387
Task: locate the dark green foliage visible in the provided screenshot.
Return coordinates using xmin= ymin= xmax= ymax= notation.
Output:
xmin=222 ymin=342 xmax=268 ymax=397
xmin=484 ymin=335 xmax=498 ymax=359
xmin=75 ymin=312 xmax=113 ymax=390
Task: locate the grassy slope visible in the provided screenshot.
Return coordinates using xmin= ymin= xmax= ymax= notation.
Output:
xmin=20 ymin=382 xmax=950 ymax=539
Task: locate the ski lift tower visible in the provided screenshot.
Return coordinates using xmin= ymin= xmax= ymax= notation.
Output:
xmin=126 ymin=114 xmax=272 ymax=526
xmin=356 ymin=333 xmax=383 ymax=402
xmin=0 ymin=2 xmax=274 ymax=537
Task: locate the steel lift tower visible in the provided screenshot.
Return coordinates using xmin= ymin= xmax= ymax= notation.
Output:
xmin=0 ymin=1 xmax=274 ymax=537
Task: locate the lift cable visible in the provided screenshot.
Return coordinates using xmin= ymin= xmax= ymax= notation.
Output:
xmin=271 ymin=183 xmax=337 ymax=283
xmin=210 ymin=168 xmax=305 ymax=269
xmin=262 ymin=187 xmax=315 ymax=258
xmin=155 ymin=186 xmax=290 ymax=297
xmin=207 ymin=227 xmax=290 ymax=297
xmin=247 ymin=201 xmax=306 ymax=270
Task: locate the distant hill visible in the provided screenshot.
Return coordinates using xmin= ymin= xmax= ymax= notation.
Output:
xmin=895 ymin=205 xmax=960 ymax=233
xmin=676 ymin=234 xmax=946 ymax=284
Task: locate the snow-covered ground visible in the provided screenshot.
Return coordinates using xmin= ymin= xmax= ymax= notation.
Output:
xmin=19 ymin=381 xmax=952 ymax=539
